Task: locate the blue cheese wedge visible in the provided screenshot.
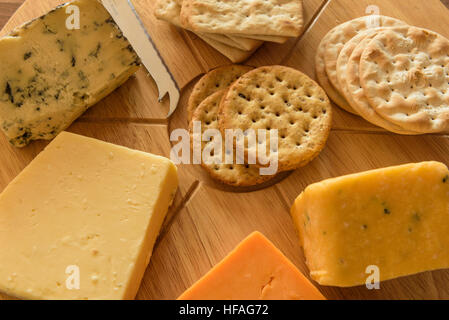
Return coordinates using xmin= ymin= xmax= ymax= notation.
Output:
xmin=0 ymin=0 xmax=140 ymax=147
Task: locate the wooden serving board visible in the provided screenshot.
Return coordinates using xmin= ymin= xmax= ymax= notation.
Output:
xmin=1 ymin=0 xmax=449 ymax=300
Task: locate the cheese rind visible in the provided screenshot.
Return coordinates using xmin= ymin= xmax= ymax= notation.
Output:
xmin=291 ymin=162 xmax=449 ymax=287
xmin=0 ymin=0 xmax=140 ymax=147
xmin=178 ymin=232 xmax=325 ymax=300
xmin=0 ymin=132 xmax=178 ymax=300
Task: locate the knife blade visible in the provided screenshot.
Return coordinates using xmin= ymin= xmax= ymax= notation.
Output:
xmin=101 ymin=0 xmax=180 ymax=117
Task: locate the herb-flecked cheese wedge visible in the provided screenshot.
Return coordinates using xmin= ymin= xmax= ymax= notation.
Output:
xmin=291 ymin=162 xmax=449 ymax=287
xmin=0 ymin=0 xmax=140 ymax=147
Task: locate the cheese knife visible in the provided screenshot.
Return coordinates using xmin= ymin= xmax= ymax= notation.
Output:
xmin=101 ymin=0 xmax=180 ymax=117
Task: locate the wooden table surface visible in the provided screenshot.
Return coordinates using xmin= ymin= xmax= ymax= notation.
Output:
xmin=2 ymin=0 xmax=449 ymax=301
xmin=0 ymin=0 xmax=21 ymax=28
xmin=1 ymin=0 xmax=447 ymax=35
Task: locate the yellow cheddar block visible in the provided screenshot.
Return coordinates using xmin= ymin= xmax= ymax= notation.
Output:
xmin=291 ymin=162 xmax=449 ymax=287
xmin=0 ymin=132 xmax=178 ymax=300
xmin=178 ymin=232 xmax=325 ymax=300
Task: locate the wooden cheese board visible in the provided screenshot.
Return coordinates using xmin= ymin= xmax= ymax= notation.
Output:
xmin=1 ymin=0 xmax=449 ymax=300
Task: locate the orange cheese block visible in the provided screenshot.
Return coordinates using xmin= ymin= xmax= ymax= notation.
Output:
xmin=178 ymin=232 xmax=325 ymax=300
xmin=291 ymin=161 xmax=449 ymax=287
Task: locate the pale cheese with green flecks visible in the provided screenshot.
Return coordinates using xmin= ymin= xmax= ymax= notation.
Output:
xmin=291 ymin=162 xmax=449 ymax=287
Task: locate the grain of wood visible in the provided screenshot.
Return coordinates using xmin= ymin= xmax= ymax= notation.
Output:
xmin=1 ymin=0 xmax=449 ymax=301
xmin=0 ymin=1 xmax=22 ymax=29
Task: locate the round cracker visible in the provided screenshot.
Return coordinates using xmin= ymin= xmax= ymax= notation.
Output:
xmin=337 ymin=29 xmax=381 ymax=101
xmin=219 ymin=65 xmax=333 ymax=173
xmin=359 ymin=26 xmax=449 ymax=133
xmin=323 ymin=15 xmax=407 ymax=94
xmin=344 ymin=32 xmax=419 ymax=135
xmin=188 ymin=65 xmax=254 ymax=122
xmin=316 ymin=29 xmax=358 ymax=115
xmin=190 ymin=90 xmax=274 ymax=187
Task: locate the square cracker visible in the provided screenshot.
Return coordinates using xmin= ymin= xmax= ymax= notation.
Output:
xmin=180 ymin=0 xmax=304 ymax=37
xmin=155 ymin=0 xmax=262 ymax=51
xmin=197 ymin=34 xmax=259 ymax=63
xmin=236 ymin=34 xmax=289 ymax=44
xmin=223 ymin=35 xmax=262 ymax=51
xmin=155 ymin=0 xmax=183 ymax=25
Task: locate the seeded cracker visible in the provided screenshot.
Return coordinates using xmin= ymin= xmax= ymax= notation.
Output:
xmin=188 ymin=65 xmax=254 ymax=122
xmin=190 ymin=90 xmax=274 ymax=187
xmin=219 ymin=66 xmax=332 ymax=173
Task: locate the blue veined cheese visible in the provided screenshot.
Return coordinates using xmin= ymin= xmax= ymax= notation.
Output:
xmin=0 ymin=0 xmax=140 ymax=147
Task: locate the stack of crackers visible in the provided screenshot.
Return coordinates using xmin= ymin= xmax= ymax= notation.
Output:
xmin=317 ymin=15 xmax=449 ymax=134
xmin=188 ymin=65 xmax=332 ymax=187
xmin=155 ymin=0 xmax=304 ymax=63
